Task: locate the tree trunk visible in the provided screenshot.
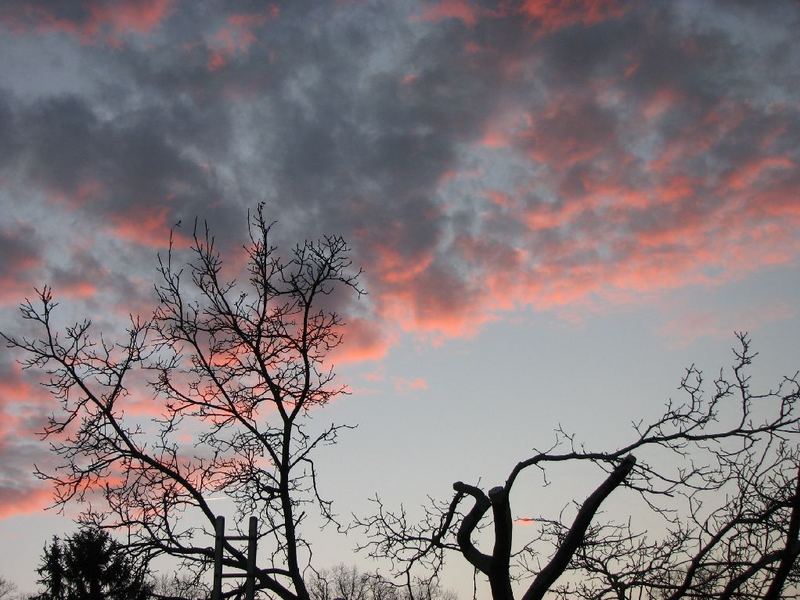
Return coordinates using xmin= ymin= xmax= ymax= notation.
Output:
xmin=488 ymin=486 xmax=514 ymax=600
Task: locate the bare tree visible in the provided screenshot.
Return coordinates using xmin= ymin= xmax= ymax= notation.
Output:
xmin=149 ymin=573 xmax=208 ymax=600
xmin=3 ymin=205 xmax=362 ymax=600
xmin=307 ymin=565 xmax=454 ymax=600
xmin=0 ymin=578 xmax=17 ymax=600
xmin=357 ymin=334 xmax=800 ymax=599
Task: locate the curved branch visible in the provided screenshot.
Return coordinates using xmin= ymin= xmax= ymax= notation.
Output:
xmin=452 ymin=482 xmax=492 ymax=574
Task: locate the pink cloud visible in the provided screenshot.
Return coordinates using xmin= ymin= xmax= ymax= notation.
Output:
xmin=118 ymin=391 xmax=164 ymax=418
xmin=481 ymin=127 xmax=510 ymax=149
xmin=648 ymin=101 xmax=749 ymax=176
xmin=723 ymin=155 xmax=794 ymax=192
xmin=0 ymin=227 xmax=42 ymax=305
xmin=517 ymin=95 xmax=623 ymax=169
xmin=485 ymin=190 xmax=513 ymax=208
xmin=412 ymin=0 xmax=626 ymax=33
xmin=108 ymin=205 xmax=190 ymax=248
xmin=46 ymin=178 xmax=105 ymax=208
xmin=0 ymin=484 xmax=53 ymax=519
xmin=348 ymin=91 xmax=800 ymax=350
xmin=1 ymin=0 xmax=173 ymax=45
xmin=365 ymin=246 xmax=494 ymax=340
xmin=89 ymin=0 xmax=172 ymax=36
xmin=376 ymin=155 xmax=800 ymax=342
xmin=642 ymin=87 xmax=684 ymax=120
xmin=0 ymin=377 xmax=32 ymax=406
xmin=413 ymin=0 xmax=479 ymax=27
xmin=393 ymin=376 xmax=429 ymax=393
xmin=207 ymin=5 xmax=279 ymax=71
xmin=519 ymin=0 xmax=627 ymax=33
xmin=524 ymin=200 xmax=585 ymax=231
xmin=658 ymin=302 xmax=797 ymax=348
xmin=355 ymin=128 xmax=797 ymax=343
xmin=479 ymin=109 xmax=533 ymax=149
xmin=331 ymin=318 xmax=393 ymax=364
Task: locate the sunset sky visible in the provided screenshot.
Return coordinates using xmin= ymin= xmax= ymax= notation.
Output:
xmin=1 ymin=0 xmax=800 ymax=596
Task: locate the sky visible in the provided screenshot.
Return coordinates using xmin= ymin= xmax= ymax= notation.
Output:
xmin=0 ymin=0 xmax=799 ymax=596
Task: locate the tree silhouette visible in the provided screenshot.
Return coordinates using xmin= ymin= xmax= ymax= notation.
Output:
xmin=36 ymin=528 xmax=150 ymax=600
xmin=0 ymin=578 xmax=17 ymax=600
xmin=36 ymin=537 xmax=65 ymax=600
xmin=4 ymin=205 xmax=362 ymax=600
xmin=358 ymin=334 xmax=800 ymax=599
xmin=148 ymin=574 xmax=207 ymax=600
xmin=307 ymin=565 xmax=455 ymax=600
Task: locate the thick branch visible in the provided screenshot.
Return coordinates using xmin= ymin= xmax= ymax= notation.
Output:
xmin=522 ymin=456 xmax=636 ymax=600
xmin=488 ymin=486 xmax=514 ymax=600
xmin=763 ymin=466 xmax=800 ymax=600
xmin=452 ymin=482 xmax=492 ymax=574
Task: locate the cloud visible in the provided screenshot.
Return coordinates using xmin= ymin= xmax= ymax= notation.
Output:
xmin=0 ymin=357 xmax=54 ymax=520
xmin=332 ymin=318 xmax=393 ymax=364
xmin=0 ymin=0 xmax=174 ymax=44
xmin=0 ymin=224 xmax=42 ymax=305
xmin=413 ymin=0 xmax=479 ymax=28
xmin=0 ymin=0 xmax=798 ymax=536
xmin=0 ymin=360 xmax=34 ymax=407
xmin=519 ymin=0 xmax=627 ymax=34
xmin=658 ymin=301 xmax=797 ymax=348
xmin=0 ymin=0 xmax=798 ymax=355
xmin=392 ymin=376 xmax=429 ymax=393
xmin=206 ymin=4 xmax=280 ymax=71
xmin=0 ymin=483 xmax=53 ymax=518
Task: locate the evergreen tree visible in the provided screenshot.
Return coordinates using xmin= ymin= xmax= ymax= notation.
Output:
xmin=37 ymin=536 xmax=65 ymax=600
xmin=36 ymin=528 xmax=150 ymax=600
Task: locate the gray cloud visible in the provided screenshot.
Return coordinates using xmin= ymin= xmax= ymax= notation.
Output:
xmin=0 ymin=0 xmax=797 ymax=332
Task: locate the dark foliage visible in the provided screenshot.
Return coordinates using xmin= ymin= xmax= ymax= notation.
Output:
xmin=36 ymin=528 xmax=150 ymax=600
